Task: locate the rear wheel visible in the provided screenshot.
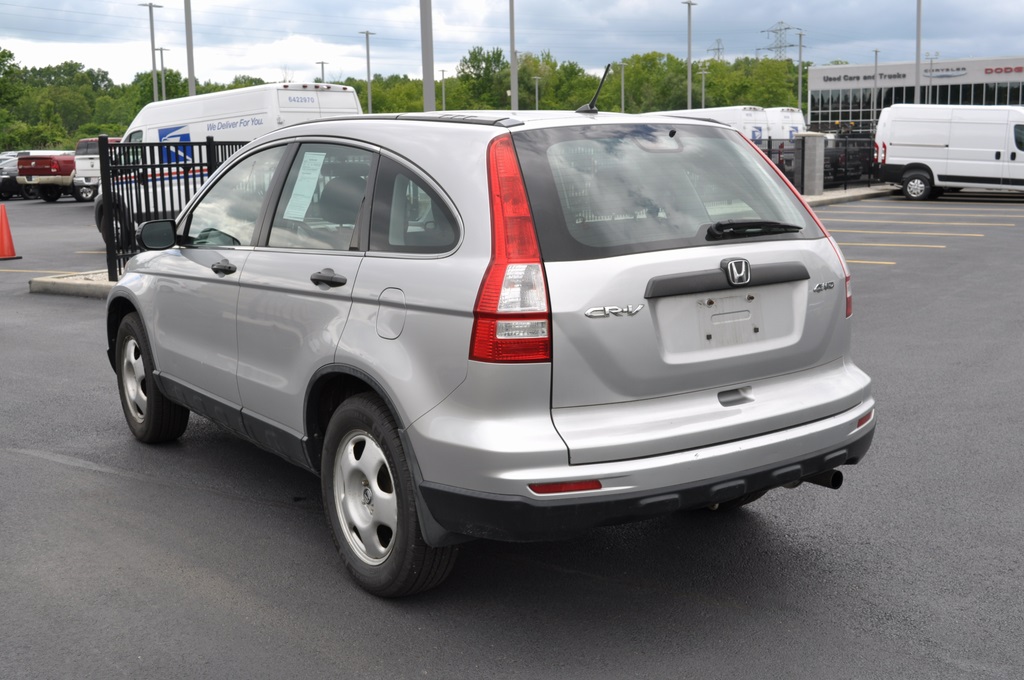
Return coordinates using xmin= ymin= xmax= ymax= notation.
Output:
xmin=321 ymin=393 xmax=458 ymax=597
xmin=73 ymin=184 xmax=96 ymax=202
xmin=21 ymin=185 xmax=39 ymax=200
xmin=901 ymin=171 xmax=933 ymax=201
xmin=115 ymin=312 xmax=190 ymax=443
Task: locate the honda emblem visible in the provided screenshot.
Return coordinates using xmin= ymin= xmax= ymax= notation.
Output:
xmin=723 ymin=259 xmax=751 ymax=286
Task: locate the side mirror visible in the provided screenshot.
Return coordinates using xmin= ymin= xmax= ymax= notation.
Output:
xmin=137 ymin=219 xmax=177 ymax=251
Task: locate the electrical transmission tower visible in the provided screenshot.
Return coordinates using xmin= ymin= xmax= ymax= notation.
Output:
xmin=706 ymin=39 xmax=725 ymax=61
xmin=760 ymin=21 xmax=801 ymax=60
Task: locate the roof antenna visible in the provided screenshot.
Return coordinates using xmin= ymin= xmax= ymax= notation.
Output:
xmin=576 ymin=64 xmax=612 ymax=114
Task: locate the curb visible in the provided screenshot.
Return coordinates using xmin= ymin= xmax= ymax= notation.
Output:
xmin=29 ymin=271 xmax=114 ymax=299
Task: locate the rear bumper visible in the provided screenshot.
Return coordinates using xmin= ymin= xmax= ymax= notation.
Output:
xmin=415 ymin=407 xmax=875 ymax=543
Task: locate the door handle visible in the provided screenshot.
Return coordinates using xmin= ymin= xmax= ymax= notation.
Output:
xmin=1013 ymin=152 xmax=1018 ymax=161
xmin=310 ymin=268 xmax=348 ymax=288
xmin=210 ymin=259 xmax=237 ymax=275
xmin=995 ymin=151 xmax=1002 ymax=160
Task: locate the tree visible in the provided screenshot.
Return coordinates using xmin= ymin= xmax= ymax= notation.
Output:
xmin=457 ymin=47 xmax=509 ymax=109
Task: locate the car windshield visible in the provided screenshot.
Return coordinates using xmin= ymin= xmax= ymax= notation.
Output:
xmin=513 ymin=122 xmax=821 ymax=261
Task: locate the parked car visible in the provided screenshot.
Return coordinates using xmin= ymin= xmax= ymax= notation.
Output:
xmin=106 ymin=110 xmax=876 ymax=597
xmin=16 ymin=151 xmax=76 ymax=201
xmin=0 ymin=157 xmax=20 ymax=200
xmin=73 ymin=137 xmax=121 ymax=202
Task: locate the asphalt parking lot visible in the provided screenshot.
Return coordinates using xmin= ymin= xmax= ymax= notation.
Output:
xmin=2 ymin=191 xmax=1023 ymax=679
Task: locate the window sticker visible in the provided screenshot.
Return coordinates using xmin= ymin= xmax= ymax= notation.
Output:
xmin=283 ymin=151 xmax=327 ymax=221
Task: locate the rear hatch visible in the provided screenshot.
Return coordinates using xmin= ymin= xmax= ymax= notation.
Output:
xmin=513 ymin=120 xmax=858 ymax=464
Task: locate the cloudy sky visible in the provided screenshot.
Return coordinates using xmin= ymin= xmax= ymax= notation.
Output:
xmin=2 ymin=0 xmax=1023 ymax=86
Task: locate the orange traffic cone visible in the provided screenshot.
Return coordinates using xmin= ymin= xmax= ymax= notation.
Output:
xmin=0 ymin=204 xmax=21 ymax=260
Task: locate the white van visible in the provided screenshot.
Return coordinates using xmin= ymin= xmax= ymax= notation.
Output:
xmin=650 ymin=106 xmax=771 ymax=142
xmin=764 ymin=107 xmax=807 ymax=142
xmin=121 ymin=82 xmax=362 ymax=144
xmin=97 ymin=82 xmax=362 ymax=232
xmin=875 ymin=104 xmax=1024 ymax=199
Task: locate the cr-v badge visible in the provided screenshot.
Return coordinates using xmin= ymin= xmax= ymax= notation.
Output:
xmin=585 ymin=305 xmax=645 ymax=318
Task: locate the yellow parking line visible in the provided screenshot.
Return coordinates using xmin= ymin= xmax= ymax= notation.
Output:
xmin=830 ymin=229 xmax=984 ymax=237
xmin=826 ymin=218 xmax=1014 ymax=227
xmin=838 ymin=242 xmax=946 ymax=248
xmin=847 ymin=259 xmax=896 ymax=265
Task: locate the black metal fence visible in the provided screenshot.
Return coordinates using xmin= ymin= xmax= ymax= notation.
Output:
xmin=99 ymin=135 xmax=247 ymax=280
xmin=822 ymin=134 xmax=875 ymax=190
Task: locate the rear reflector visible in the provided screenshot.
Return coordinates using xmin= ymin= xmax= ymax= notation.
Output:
xmin=529 ymin=480 xmax=603 ymax=495
xmin=857 ymin=410 xmax=874 ymax=429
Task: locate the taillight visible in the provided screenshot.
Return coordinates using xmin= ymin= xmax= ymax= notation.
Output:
xmin=469 ymin=135 xmax=551 ymax=363
xmin=872 ymin=142 xmax=878 ymax=163
xmin=50 ymin=159 xmax=60 ymax=174
xmin=881 ymin=142 xmax=887 ymax=165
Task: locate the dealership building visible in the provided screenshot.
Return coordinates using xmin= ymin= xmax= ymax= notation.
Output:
xmin=807 ymin=55 xmax=1024 ymax=132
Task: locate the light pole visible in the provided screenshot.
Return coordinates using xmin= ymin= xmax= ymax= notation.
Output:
xmin=872 ymin=49 xmax=880 ymax=127
xmin=620 ymin=62 xmax=625 ymax=112
xmin=184 ymin=0 xmax=195 ymax=95
xmin=914 ymin=0 xmax=922 ymax=103
xmin=156 ymin=47 xmax=169 ymax=100
xmin=139 ymin=3 xmax=162 ymax=103
xmin=317 ymin=60 xmax=328 ymax=83
xmin=440 ymin=69 xmax=446 ymax=111
xmin=683 ymin=1 xmax=697 ymax=109
xmin=797 ymin=32 xmax=805 ymax=121
xmin=509 ymin=0 xmax=518 ymax=111
xmin=359 ymin=30 xmax=375 ymax=113
xmin=533 ymin=76 xmax=540 ymax=109
xmin=926 ymin=51 xmax=939 ymax=104
xmin=698 ymin=65 xmax=708 ymax=108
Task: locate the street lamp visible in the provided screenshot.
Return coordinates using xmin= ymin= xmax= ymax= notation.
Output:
xmin=697 ymin=65 xmax=708 ymax=108
xmin=155 ymin=47 xmax=169 ymax=100
xmin=683 ymin=1 xmax=697 ymax=109
xmin=138 ymin=3 xmax=162 ymax=103
xmin=316 ymin=60 xmax=328 ymax=83
xmin=926 ymin=51 xmax=939 ymax=105
xmin=509 ymin=0 xmax=518 ymax=111
xmin=360 ymin=30 xmax=375 ymax=113
xmin=440 ymin=69 xmax=446 ymax=111
xmin=533 ymin=76 xmax=541 ymax=109
xmin=872 ymin=49 xmax=880 ymax=127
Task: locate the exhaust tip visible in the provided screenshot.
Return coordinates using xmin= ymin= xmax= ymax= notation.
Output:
xmin=804 ymin=469 xmax=843 ymax=490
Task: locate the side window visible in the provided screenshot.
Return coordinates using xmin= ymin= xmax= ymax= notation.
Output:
xmin=1015 ymin=125 xmax=1024 ymax=152
xmin=267 ymin=143 xmax=372 ymax=251
xmin=182 ymin=145 xmax=286 ymax=247
xmin=369 ymin=156 xmax=458 ymax=254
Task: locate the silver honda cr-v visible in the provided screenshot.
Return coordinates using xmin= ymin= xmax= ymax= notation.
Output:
xmin=106 ymin=108 xmax=875 ymax=597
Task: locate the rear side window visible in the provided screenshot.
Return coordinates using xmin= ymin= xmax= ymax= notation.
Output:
xmin=513 ymin=123 xmax=820 ymax=261
xmin=369 ymin=156 xmax=458 ymax=254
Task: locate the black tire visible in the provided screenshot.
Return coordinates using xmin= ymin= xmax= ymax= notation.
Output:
xmin=321 ymin=393 xmax=457 ymax=597
xmin=705 ymin=489 xmax=769 ymax=512
xmin=115 ymin=312 xmax=189 ymax=443
xmin=21 ymin=185 xmax=39 ymax=200
xmin=901 ymin=171 xmax=933 ymax=201
xmin=73 ymin=185 xmax=96 ymax=202
xmin=40 ymin=185 xmax=62 ymax=202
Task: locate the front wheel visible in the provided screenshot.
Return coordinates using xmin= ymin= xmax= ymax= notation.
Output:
xmin=901 ymin=171 xmax=933 ymax=201
xmin=321 ymin=393 xmax=458 ymax=597
xmin=115 ymin=312 xmax=190 ymax=443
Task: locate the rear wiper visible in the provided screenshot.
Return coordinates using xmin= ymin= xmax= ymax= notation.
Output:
xmin=704 ymin=220 xmax=803 ymax=241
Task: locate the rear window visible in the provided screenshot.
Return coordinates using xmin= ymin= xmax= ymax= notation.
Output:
xmin=75 ymin=140 xmax=99 ymax=155
xmin=513 ymin=123 xmax=821 ymax=261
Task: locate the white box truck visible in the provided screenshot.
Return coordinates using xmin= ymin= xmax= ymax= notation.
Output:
xmin=97 ymin=82 xmax=362 ymax=234
xmin=764 ymin=107 xmax=807 ymax=142
xmin=875 ymin=104 xmax=1024 ymax=199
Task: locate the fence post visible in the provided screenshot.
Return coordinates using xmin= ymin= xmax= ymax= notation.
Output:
xmin=98 ymin=134 xmax=119 ymax=282
xmin=206 ymin=136 xmax=219 ymax=174
xmin=797 ymin=132 xmax=825 ymax=196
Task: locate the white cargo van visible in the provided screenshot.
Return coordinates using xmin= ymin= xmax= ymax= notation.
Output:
xmin=97 ymin=82 xmax=362 ymax=233
xmin=875 ymin=104 xmax=1024 ymax=199
xmin=764 ymin=107 xmax=807 ymax=142
xmin=650 ymin=106 xmax=770 ymax=141
xmin=121 ymin=82 xmax=362 ymax=144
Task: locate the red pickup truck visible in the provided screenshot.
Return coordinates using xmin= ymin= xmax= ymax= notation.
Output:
xmin=16 ymin=151 xmax=76 ymax=202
